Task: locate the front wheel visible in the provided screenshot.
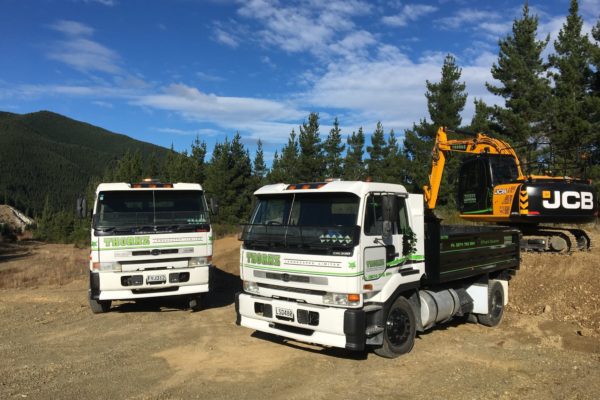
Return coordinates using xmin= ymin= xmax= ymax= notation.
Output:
xmin=89 ymin=299 xmax=111 ymax=314
xmin=477 ymin=281 xmax=505 ymax=327
xmin=374 ymin=296 xmax=416 ymax=358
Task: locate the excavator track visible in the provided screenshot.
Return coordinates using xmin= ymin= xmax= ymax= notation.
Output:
xmin=519 ymin=226 xmax=591 ymax=253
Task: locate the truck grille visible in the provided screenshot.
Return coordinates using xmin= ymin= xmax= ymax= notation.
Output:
xmin=257 ymin=283 xmax=326 ymax=296
xmin=132 ymin=248 xmax=179 ymax=256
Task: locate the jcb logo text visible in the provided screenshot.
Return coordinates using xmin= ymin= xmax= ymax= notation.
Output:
xmin=542 ymin=191 xmax=594 ymax=210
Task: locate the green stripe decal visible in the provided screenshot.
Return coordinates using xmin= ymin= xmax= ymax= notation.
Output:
xmin=386 ymin=254 xmax=425 ymax=267
xmin=244 ymin=263 xmax=362 ymax=277
xmin=462 ymin=208 xmax=493 ymax=214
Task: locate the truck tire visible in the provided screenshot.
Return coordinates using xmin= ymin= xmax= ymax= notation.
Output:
xmin=89 ymin=299 xmax=111 ymax=314
xmin=189 ymin=294 xmax=202 ymax=312
xmin=374 ymin=296 xmax=416 ymax=358
xmin=477 ymin=281 xmax=504 ymax=327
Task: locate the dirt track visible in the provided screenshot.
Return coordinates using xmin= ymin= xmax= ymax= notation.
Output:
xmin=1 ymin=235 xmax=600 ymax=399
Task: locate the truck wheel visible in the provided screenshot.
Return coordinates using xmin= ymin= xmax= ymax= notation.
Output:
xmin=89 ymin=299 xmax=111 ymax=314
xmin=374 ymin=296 xmax=416 ymax=358
xmin=189 ymin=295 xmax=202 ymax=312
xmin=477 ymin=281 xmax=504 ymax=327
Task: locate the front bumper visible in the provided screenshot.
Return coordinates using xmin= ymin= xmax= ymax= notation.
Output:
xmin=235 ymin=292 xmax=366 ymax=351
xmin=89 ymin=266 xmax=210 ymax=301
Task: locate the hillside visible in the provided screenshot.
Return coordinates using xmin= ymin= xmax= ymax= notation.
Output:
xmin=0 ymin=110 xmax=169 ymax=215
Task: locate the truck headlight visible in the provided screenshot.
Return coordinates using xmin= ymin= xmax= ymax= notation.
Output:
xmin=323 ymin=292 xmax=361 ymax=306
xmin=243 ymin=281 xmax=259 ymax=294
xmin=92 ymin=262 xmax=122 ymax=272
xmin=188 ymin=256 xmax=211 ymax=267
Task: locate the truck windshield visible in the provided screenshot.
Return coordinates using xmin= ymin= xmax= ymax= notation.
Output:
xmin=94 ymin=190 xmax=209 ymax=233
xmin=241 ymin=193 xmax=360 ymax=255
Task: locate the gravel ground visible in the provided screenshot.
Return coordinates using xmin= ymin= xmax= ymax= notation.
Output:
xmin=1 ymin=234 xmax=599 ymax=399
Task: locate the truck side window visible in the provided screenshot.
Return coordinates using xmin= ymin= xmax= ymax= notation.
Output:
xmin=397 ymin=197 xmax=409 ymax=234
xmin=364 ymin=194 xmax=384 ymax=236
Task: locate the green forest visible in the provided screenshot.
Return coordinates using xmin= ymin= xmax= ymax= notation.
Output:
xmin=2 ymin=1 xmax=600 ymax=244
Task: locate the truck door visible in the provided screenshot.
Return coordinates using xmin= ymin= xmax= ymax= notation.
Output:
xmin=363 ymin=194 xmax=403 ymax=280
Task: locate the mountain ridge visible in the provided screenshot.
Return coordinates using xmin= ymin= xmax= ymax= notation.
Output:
xmin=0 ymin=110 xmax=169 ymax=215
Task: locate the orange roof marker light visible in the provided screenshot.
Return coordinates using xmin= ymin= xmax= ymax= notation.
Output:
xmin=286 ymin=182 xmax=330 ymax=190
xmin=131 ymin=180 xmax=173 ymax=189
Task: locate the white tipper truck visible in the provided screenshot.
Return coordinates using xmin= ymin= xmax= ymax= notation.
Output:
xmin=88 ymin=181 xmax=214 ymax=313
xmin=235 ymin=180 xmax=520 ymax=357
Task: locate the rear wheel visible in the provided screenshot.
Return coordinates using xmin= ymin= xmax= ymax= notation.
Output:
xmin=89 ymin=299 xmax=111 ymax=314
xmin=374 ymin=296 xmax=416 ymax=358
xmin=477 ymin=281 xmax=504 ymax=327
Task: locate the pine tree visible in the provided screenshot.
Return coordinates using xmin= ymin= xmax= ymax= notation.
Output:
xmin=343 ymin=128 xmax=366 ymax=181
xmin=403 ymin=54 xmax=467 ymax=201
xmin=145 ymin=152 xmax=160 ymax=179
xmin=191 ymin=135 xmax=208 ymax=183
xmin=592 ymin=18 xmax=600 ymax=95
xmin=111 ymin=149 xmax=144 ymax=182
xmin=297 ymin=112 xmax=324 ymax=181
xmin=34 ymin=195 xmax=53 ymax=241
xmin=380 ymin=129 xmax=406 ymax=184
xmin=323 ymin=117 xmax=345 ymax=178
xmin=163 ymin=144 xmax=178 ymax=182
xmin=366 ymin=122 xmax=386 ymax=181
xmin=204 ymin=134 xmax=253 ymax=224
xmin=228 ymin=133 xmax=253 ymax=223
xmin=469 ymin=99 xmax=495 ymax=133
xmin=268 ymin=130 xmax=299 ymax=183
xmin=252 ymin=139 xmax=267 ymax=190
xmin=548 ymin=0 xmax=594 ymax=172
xmin=486 ymin=2 xmax=550 ymax=145
xmin=590 ymin=18 xmax=600 ymax=182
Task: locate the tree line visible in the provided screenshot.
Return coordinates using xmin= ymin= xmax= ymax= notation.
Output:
xmin=25 ymin=0 xmax=600 ymax=243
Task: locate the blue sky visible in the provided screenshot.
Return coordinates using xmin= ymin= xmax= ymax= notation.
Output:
xmin=1 ymin=0 xmax=599 ymax=163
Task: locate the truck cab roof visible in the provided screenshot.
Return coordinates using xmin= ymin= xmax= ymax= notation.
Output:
xmin=254 ymin=180 xmax=412 ymax=198
xmin=96 ymin=182 xmax=203 ymax=193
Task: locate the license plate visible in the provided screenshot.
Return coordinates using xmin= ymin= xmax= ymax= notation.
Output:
xmin=147 ymin=274 xmax=166 ymax=283
xmin=275 ymin=307 xmax=294 ymax=320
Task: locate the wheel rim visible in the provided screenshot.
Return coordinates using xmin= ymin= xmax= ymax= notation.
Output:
xmin=386 ymin=308 xmax=411 ymax=347
xmin=490 ymin=290 xmax=503 ymax=319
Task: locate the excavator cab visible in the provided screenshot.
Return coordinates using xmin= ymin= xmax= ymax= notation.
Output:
xmin=458 ymin=154 xmax=520 ymax=214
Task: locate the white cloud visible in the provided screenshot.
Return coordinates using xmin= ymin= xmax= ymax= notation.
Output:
xmin=213 ymin=26 xmax=239 ymax=48
xmin=47 ymin=37 xmax=122 ymax=74
xmin=134 ymin=83 xmax=306 ymax=140
xmin=437 ymin=9 xmax=502 ymax=30
xmin=196 ymin=71 xmax=226 ymax=82
xmin=260 ymin=55 xmax=276 ymax=68
xmin=381 ymin=4 xmax=438 ymax=27
xmin=78 ymin=0 xmax=116 ymax=6
xmin=92 ymin=100 xmax=113 ymax=108
xmin=231 ymin=0 xmax=372 ymax=59
xmin=49 ymin=20 xmax=94 ymax=36
xmin=154 ymin=127 xmax=221 ymax=136
xmin=580 ymin=0 xmax=600 ymax=18
xmin=301 ymin=46 xmax=500 ymax=134
xmin=47 ymin=20 xmax=123 ymax=75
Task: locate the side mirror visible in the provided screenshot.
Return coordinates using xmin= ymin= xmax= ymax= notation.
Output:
xmin=76 ymin=197 xmax=87 ymax=219
xmin=209 ymin=197 xmax=219 ymax=215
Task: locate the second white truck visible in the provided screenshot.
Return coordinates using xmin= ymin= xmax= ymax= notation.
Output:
xmin=89 ymin=180 xmax=214 ymax=313
xmin=235 ymin=180 xmax=520 ymax=357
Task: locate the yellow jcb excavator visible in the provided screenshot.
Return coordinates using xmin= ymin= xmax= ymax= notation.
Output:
xmin=424 ymin=127 xmax=597 ymax=252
